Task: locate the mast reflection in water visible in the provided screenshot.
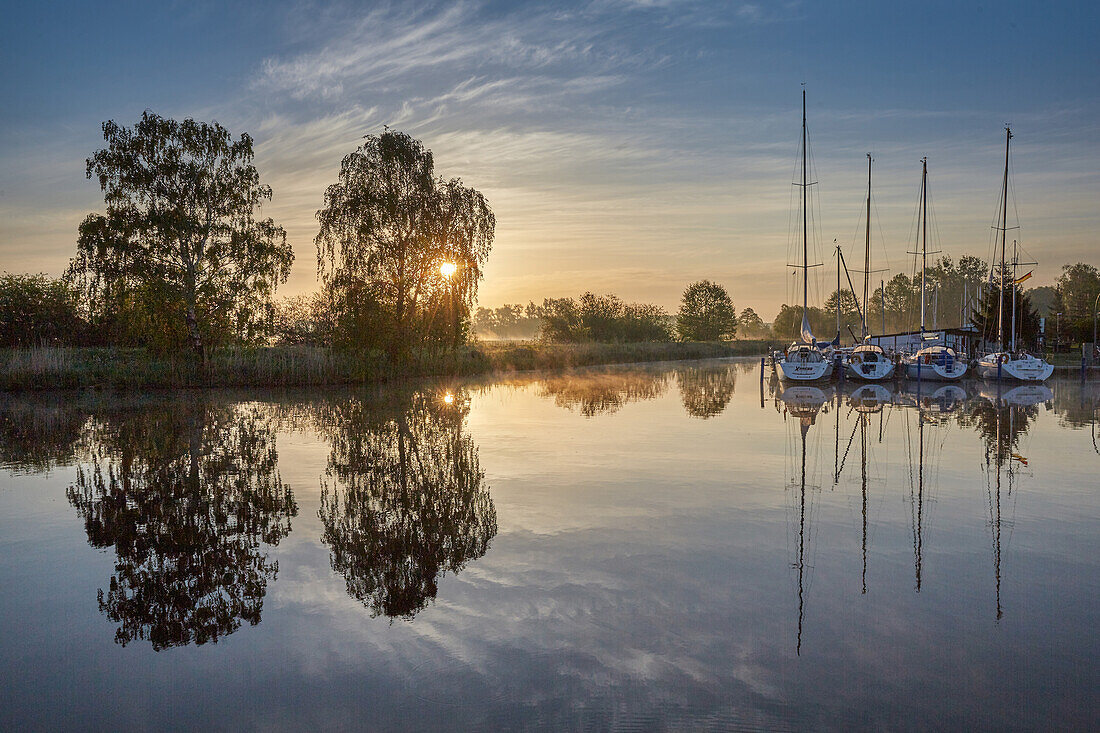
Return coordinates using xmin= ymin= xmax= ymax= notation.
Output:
xmin=777 ymin=383 xmax=832 ymax=655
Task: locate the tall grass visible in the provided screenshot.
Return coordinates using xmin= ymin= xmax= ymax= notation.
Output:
xmin=0 ymin=340 xmax=769 ymax=391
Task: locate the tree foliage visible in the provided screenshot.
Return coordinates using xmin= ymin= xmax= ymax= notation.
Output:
xmin=68 ymin=112 xmax=292 ymax=357
xmin=771 ymin=304 xmax=831 ymax=341
xmin=970 ymin=283 xmax=1041 ymax=348
xmin=473 ymin=302 xmax=545 ymax=339
xmin=0 ymin=273 xmax=87 ymax=347
xmin=737 ymin=307 xmax=767 ymax=338
xmin=315 ymin=131 xmax=494 ymax=356
xmin=676 ymin=280 xmax=736 ymax=341
xmin=539 ymin=293 xmax=672 ymax=343
xmin=1054 ymin=262 xmax=1100 ymax=342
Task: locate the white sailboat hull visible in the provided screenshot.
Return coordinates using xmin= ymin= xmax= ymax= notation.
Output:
xmin=975 ymin=354 xmax=1054 ymax=382
xmin=845 ymin=358 xmax=895 ymax=381
xmin=904 ymin=358 xmax=967 ymax=381
xmin=778 ymin=358 xmax=832 ymax=382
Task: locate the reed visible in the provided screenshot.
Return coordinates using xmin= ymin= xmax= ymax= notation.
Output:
xmin=0 ymin=341 xmax=768 ymax=391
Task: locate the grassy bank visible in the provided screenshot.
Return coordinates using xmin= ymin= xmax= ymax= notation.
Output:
xmin=0 ymin=340 xmax=770 ymax=391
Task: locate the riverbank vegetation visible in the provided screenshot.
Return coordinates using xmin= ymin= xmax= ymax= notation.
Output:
xmin=0 ymin=341 xmax=768 ymax=391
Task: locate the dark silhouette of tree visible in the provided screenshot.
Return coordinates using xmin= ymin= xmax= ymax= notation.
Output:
xmin=676 ymin=364 xmax=736 ymax=418
xmin=538 ymin=293 xmax=671 ymax=343
xmin=677 ymin=280 xmax=736 ymax=341
xmin=539 ymin=370 xmax=669 ymax=416
xmin=0 ymin=273 xmax=88 ymax=347
xmin=315 ymin=131 xmax=495 ymax=357
xmin=771 ymin=304 xmax=831 ymax=340
xmin=472 ymin=302 xmax=546 ymax=339
xmin=66 ymin=400 xmax=297 ymax=650
xmin=970 ymin=283 xmax=1041 ymax=349
xmin=68 ymin=112 xmax=293 ymax=358
xmin=316 ymin=390 xmax=496 ymax=619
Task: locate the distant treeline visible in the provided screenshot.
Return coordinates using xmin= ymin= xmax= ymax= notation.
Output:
xmin=8 ymin=258 xmax=1097 ymax=352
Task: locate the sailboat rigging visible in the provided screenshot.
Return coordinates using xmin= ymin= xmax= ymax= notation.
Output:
xmin=776 ymin=90 xmax=834 ymax=382
xmin=903 ymin=158 xmax=968 ymax=381
xmin=975 ymin=127 xmax=1054 ymax=382
xmin=846 ymin=154 xmax=895 ymax=381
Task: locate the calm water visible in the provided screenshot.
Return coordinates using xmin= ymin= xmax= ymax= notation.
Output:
xmin=1 ymin=360 xmax=1098 ymax=731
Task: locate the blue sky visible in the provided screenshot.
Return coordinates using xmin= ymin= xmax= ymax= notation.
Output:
xmin=2 ymin=0 xmax=1097 ymax=316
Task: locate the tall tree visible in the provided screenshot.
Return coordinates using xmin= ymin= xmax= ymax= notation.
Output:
xmin=737 ymin=307 xmax=766 ymax=338
xmin=315 ymin=131 xmax=494 ymax=357
xmin=970 ymin=284 xmax=1041 ymax=349
xmin=1055 ymin=263 xmax=1100 ymax=342
xmin=68 ymin=112 xmax=293 ymax=359
xmin=676 ymin=280 xmax=736 ymax=341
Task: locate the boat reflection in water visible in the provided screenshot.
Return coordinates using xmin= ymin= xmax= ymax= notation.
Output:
xmin=769 ymin=371 xmax=1050 ymax=649
xmin=776 ymin=383 xmax=833 ymax=654
xmin=970 ymin=383 xmax=1049 ymax=619
xmin=838 ymin=382 xmax=892 ymax=595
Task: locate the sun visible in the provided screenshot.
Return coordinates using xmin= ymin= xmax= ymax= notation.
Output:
xmin=440 ymin=262 xmax=457 ymax=278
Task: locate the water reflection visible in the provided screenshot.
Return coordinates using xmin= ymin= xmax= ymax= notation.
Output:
xmin=676 ymin=363 xmax=737 ymax=418
xmin=768 ymin=373 xmax=1051 ymax=646
xmin=0 ymin=393 xmax=87 ymax=474
xmin=777 ymin=384 xmax=832 ymax=654
xmin=66 ymin=399 xmax=297 ymax=650
xmin=314 ymin=389 xmax=497 ymax=619
xmin=538 ymin=369 xmax=669 ymax=417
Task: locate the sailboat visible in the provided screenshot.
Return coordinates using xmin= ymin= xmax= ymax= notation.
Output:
xmin=777 ymin=90 xmax=834 ymax=382
xmin=975 ymin=127 xmax=1054 ymax=382
xmin=903 ymin=158 xmax=968 ymax=381
xmin=846 ymin=154 xmax=895 ymax=381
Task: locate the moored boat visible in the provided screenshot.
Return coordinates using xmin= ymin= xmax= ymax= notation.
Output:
xmin=974 ymin=127 xmax=1053 ymax=382
xmin=776 ymin=90 xmax=833 ymax=383
xmin=900 ymin=158 xmax=968 ymax=381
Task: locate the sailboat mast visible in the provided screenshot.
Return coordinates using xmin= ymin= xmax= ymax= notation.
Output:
xmin=1011 ymin=241 xmax=1018 ymax=352
xmin=998 ymin=127 xmax=1012 ymax=351
xmin=837 ymin=242 xmax=842 ymax=335
xmin=920 ymin=158 xmax=928 ymax=334
xmin=802 ymin=90 xmax=809 ymax=315
xmin=863 ymin=154 xmax=872 ymax=338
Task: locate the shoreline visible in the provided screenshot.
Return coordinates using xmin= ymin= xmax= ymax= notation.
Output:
xmin=0 ymin=341 xmax=773 ymax=392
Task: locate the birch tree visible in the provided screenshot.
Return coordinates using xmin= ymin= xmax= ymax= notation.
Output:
xmin=68 ymin=112 xmax=293 ymax=359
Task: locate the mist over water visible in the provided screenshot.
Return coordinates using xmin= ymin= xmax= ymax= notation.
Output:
xmin=1 ymin=360 xmax=1098 ymax=730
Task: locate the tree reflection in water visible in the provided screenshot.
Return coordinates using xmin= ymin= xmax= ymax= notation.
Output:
xmin=66 ymin=399 xmax=296 ymax=650
xmin=317 ymin=389 xmax=497 ymax=619
xmin=676 ymin=364 xmax=736 ymax=418
xmin=0 ymin=393 xmax=88 ymax=474
xmin=538 ymin=370 xmax=669 ymax=417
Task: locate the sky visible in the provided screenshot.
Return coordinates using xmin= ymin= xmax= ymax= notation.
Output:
xmin=1 ymin=0 xmax=1098 ymax=318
